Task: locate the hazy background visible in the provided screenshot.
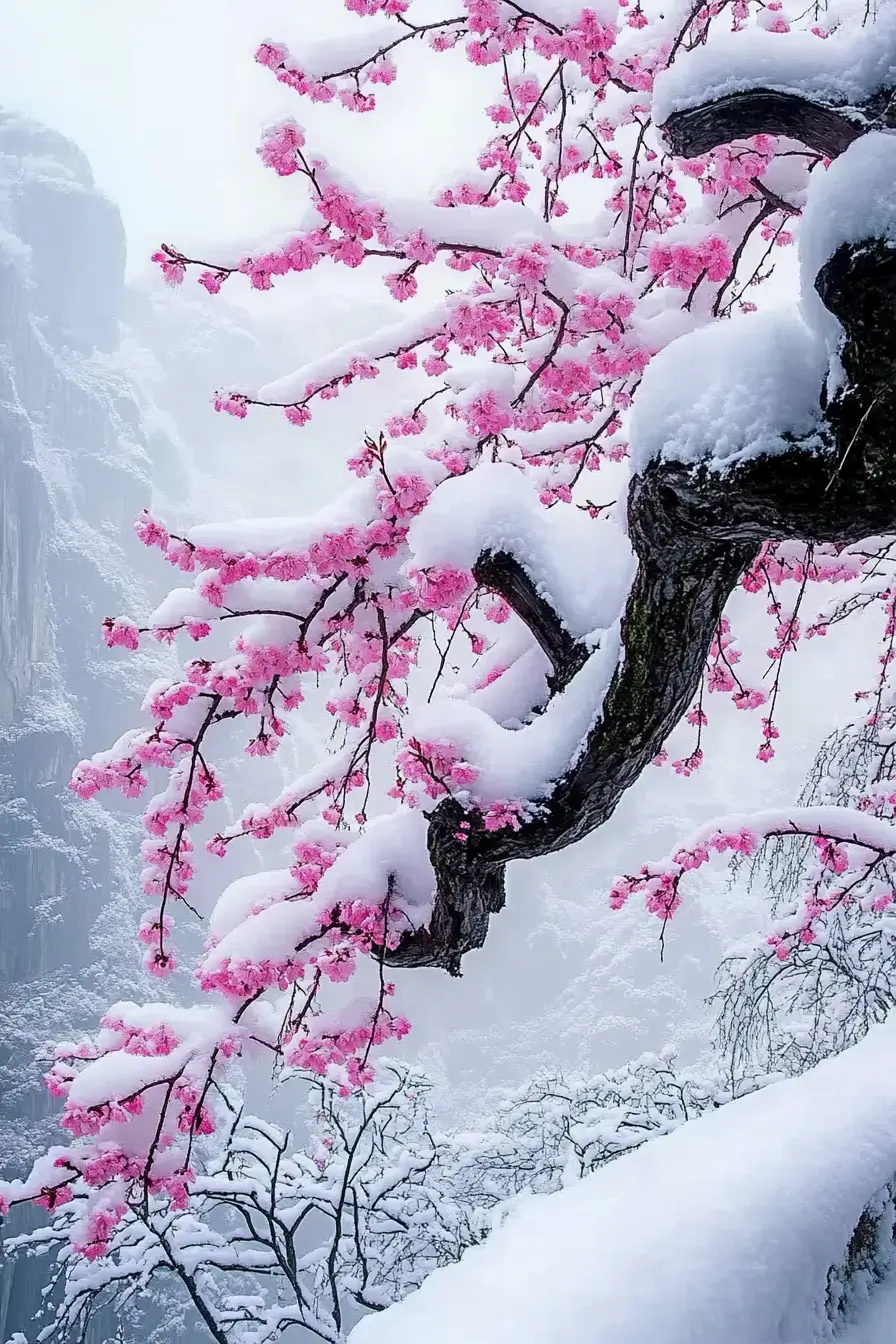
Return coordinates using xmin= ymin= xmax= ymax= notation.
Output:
xmin=0 ymin=2 xmax=488 ymax=286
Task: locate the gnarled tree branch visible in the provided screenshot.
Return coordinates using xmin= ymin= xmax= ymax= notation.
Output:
xmin=386 ymin=71 xmax=896 ymax=973
xmin=663 ymin=89 xmax=864 ymax=160
xmin=473 ymin=550 xmax=589 ymax=692
xmin=387 ymin=233 xmax=896 ymax=975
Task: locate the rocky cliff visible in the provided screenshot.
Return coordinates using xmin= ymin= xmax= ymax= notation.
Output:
xmin=0 ymin=109 xmax=184 ymax=1340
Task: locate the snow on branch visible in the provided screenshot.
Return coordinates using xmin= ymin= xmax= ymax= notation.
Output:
xmin=472 ymin=549 xmax=590 ymax=688
xmin=663 ymin=88 xmax=864 ymax=160
xmin=409 ymin=462 xmax=634 ymax=644
xmin=654 ymin=10 xmax=896 ymax=131
xmin=395 ymin=202 xmax=896 ymax=963
xmin=384 ymin=12 xmax=896 ymax=972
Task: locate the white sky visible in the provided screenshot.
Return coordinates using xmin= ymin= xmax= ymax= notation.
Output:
xmin=0 ymin=1 xmax=489 ymax=280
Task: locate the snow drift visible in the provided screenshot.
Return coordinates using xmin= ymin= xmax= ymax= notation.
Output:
xmin=350 ymin=1020 xmax=896 ymax=1344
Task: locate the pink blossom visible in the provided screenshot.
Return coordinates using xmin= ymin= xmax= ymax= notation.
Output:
xmin=385 ymin=270 xmax=419 ymax=301
xmin=732 ymin=688 xmax=766 ymax=711
xmin=482 ymin=800 xmax=526 ymax=831
xmin=214 ymin=392 xmax=249 ymax=419
xmin=413 ymin=565 xmax=474 ymax=612
xmin=648 ymin=234 xmax=732 ymax=288
xmin=151 ymin=249 xmax=185 ymax=286
xmin=102 ymin=617 xmax=140 ymax=651
xmin=134 ymin=510 xmax=170 ymax=550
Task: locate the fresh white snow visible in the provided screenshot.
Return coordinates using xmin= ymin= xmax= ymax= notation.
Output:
xmin=801 ymin=133 xmax=896 ymax=279
xmin=842 ymin=1276 xmax=896 ymax=1343
xmin=629 ymin=308 xmax=828 ymax=473
xmin=414 ymin=622 xmax=622 ymax=804
xmin=800 ymin=130 xmax=896 ymax=345
xmin=630 ymin=122 xmax=896 ymax=475
xmin=653 ymin=7 xmax=896 ymax=127
xmin=408 ymin=462 xmax=635 ymax=641
xmin=350 ymin=1019 xmax=896 ymax=1344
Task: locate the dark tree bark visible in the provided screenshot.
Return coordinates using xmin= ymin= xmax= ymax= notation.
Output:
xmin=663 ymin=90 xmax=865 ymax=160
xmin=385 ymin=76 xmax=896 ymax=975
xmin=472 ymin=550 xmax=590 ymax=692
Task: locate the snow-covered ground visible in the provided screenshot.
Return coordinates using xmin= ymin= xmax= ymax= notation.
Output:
xmin=842 ymin=1278 xmax=896 ymax=1343
xmin=350 ymin=1019 xmax=896 ymax=1344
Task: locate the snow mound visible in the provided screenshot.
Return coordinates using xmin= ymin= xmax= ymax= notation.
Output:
xmin=631 ymin=130 xmax=896 ymax=474
xmin=653 ymin=8 xmax=896 ymax=126
xmin=800 ymin=131 xmax=896 ymax=343
xmin=841 ymin=1275 xmax=896 ymax=1343
xmin=629 ymin=308 xmax=827 ymax=473
xmin=350 ymin=1019 xmax=896 ymax=1344
xmin=412 ymin=624 xmax=621 ymax=804
xmin=801 ymin=132 xmax=896 ymax=277
xmin=408 ymin=463 xmax=634 ymax=641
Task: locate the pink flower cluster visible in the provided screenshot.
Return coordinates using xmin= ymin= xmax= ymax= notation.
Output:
xmin=612 ymin=809 xmax=896 ymax=967
xmin=286 ymin=1004 xmax=411 ymax=1093
xmin=257 ymin=117 xmax=307 ymax=176
xmin=704 ymin=618 xmax=765 ymax=711
xmin=395 ymin=738 xmax=480 ymax=803
xmin=72 ymin=1200 xmax=129 ymax=1261
xmin=149 ymin=0 xmax=780 ymax=506
xmin=611 ymin=827 xmax=758 ymax=920
xmin=648 ymin=234 xmax=732 ymax=288
xmin=482 ymin=800 xmax=527 ymax=831
xmin=412 ymin=565 xmax=475 ymax=615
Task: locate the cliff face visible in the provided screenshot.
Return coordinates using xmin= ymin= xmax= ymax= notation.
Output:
xmin=0 ymin=108 xmax=321 ymax=1341
xmin=0 ymin=111 xmax=183 ymax=1339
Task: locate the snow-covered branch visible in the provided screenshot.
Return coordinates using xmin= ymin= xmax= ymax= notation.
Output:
xmin=394 ymin=43 xmax=896 ymax=972
xmin=663 ymin=89 xmax=863 ymax=160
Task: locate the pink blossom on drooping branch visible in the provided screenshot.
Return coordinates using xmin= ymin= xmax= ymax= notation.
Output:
xmin=611 ymin=806 xmax=896 ymax=958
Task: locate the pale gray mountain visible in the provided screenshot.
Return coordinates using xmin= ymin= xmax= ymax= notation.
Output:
xmin=0 ymin=106 xmax=174 ymax=1340
xmin=0 ymin=109 xmax=310 ymax=1342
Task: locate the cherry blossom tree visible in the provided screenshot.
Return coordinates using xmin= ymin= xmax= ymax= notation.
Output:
xmin=4 ymin=0 xmax=896 ymax=1322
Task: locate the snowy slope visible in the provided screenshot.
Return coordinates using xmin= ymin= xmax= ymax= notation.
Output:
xmin=842 ymin=1278 xmax=896 ymax=1343
xmin=350 ymin=1020 xmax=896 ymax=1344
